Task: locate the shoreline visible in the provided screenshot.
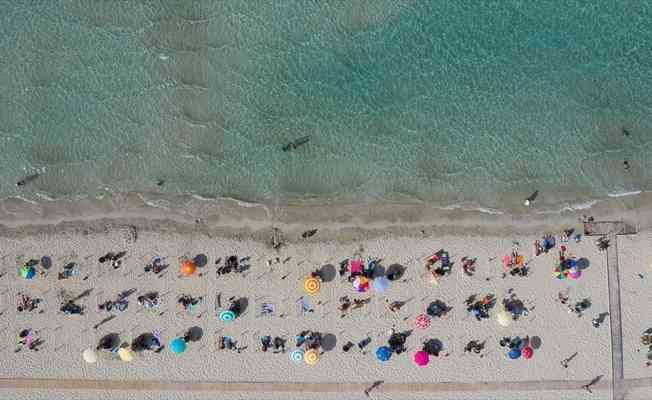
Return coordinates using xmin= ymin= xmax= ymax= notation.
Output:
xmin=0 ymin=190 xmax=650 ymax=240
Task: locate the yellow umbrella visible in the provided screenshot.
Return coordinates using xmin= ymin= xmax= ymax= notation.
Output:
xmin=496 ymin=310 xmax=512 ymax=327
xmin=118 ymin=347 xmax=134 ymax=362
xmin=304 ymin=349 xmax=320 ymax=365
xmin=304 ymin=277 xmax=320 ymax=295
xmin=82 ymin=348 xmax=97 ymax=364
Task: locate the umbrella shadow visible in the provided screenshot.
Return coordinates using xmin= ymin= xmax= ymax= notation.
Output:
xmin=320 ymin=264 xmax=336 ymax=283
xmin=321 ymin=333 xmax=337 ymax=352
xmin=186 ymin=326 xmax=203 ymax=342
xmin=423 ymin=338 xmax=443 ymax=355
xmin=193 ymin=254 xmax=208 ymax=268
xmin=386 ymin=264 xmax=405 ymax=281
xmin=234 ymin=297 xmax=249 ymax=315
xmin=40 ymin=256 xmax=52 ymax=270
xmin=97 ymin=333 xmax=120 ymax=350
xmin=132 ymin=333 xmax=156 ymax=352
xmin=427 ymin=300 xmax=452 ymax=318
xmin=530 ymin=336 xmax=542 ymax=349
xmin=577 ymin=258 xmax=590 ymax=270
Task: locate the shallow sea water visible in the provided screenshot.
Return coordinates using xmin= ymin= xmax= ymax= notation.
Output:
xmin=1 ymin=1 xmax=651 ymax=211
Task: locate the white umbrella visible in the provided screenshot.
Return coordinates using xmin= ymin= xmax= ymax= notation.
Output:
xmin=496 ymin=310 xmax=512 ymax=327
xmin=82 ymin=348 xmax=98 ymax=364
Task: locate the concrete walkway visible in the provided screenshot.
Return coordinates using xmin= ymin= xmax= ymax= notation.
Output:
xmin=584 ymin=220 xmax=636 ymax=400
xmin=0 ymin=377 xmax=613 ymax=394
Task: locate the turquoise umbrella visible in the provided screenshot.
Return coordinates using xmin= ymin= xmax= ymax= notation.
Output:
xmin=219 ymin=310 xmax=236 ymax=323
xmin=170 ymin=338 xmax=187 ymax=354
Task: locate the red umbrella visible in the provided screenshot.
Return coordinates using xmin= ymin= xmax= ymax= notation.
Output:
xmin=522 ymin=346 xmax=534 ymax=359
xmin=414 ymin=350 xmax=429 ymax=366
xmin=415 ymin=314 xmax=431 ymax=329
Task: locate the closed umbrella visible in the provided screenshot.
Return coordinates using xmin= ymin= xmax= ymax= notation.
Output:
xmin=372 ymin=277 xmax=390 ymax=293
xmin=376 ymin=346 xmax=392 ymax=362
xmin=508 ymin=348 xmax=521 ymax=359
xmin=304 ymin=277 xmax=320 ymax=295
xmin=82 ymin=348 xmax=98 ymax=364
xmin=304 ymin=349 xmax=320 ymax=365
xmin=414 ymin=350 xmax=429 ymax=366
xmin=289 ymin=348 xmax=305 ymax=364
xmin=170 ymin=338 xmax=187 ymax=354
xmin=118 ymin=347 xmax=134 ymax=362
xmin=496 ymin=310 xmax=512 ymax=327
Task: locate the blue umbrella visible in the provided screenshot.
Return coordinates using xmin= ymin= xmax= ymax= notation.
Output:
xmin=372 ymin=277 xmax=390 ymax=293
xmin=508 ymin=348 xmax=521 ymax=359
xmin=170 ymin=338 xmax=187 ymax=354
xmin=376 ymin=346 xmax=392 ymax=362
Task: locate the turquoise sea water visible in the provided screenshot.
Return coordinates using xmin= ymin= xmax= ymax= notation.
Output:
xmin=1 ymin=1 xmax=651 ymax=211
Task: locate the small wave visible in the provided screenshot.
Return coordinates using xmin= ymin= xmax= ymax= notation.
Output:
xmin=438 ymin=203 xmax=505 ymax=215
xmin=535 ymin=199 xmax=600 ymax=215
xmin=607 ymin=190 xmax=642 ymax=198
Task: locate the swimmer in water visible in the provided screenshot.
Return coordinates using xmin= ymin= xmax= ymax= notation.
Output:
xmin=16 ymin=174 xmax=39 ymax=187
xmin=282 ymin=136 xmax=310 ymax=152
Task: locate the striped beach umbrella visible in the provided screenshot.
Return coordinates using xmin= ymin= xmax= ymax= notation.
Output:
xmin=219 ymin=310 xmax=237 ymax=323
xmin=304 ymin=349 xmax=320 ymax=365
xmin=304 ymin=277 xmax=320 ymax=295
xmin=289 ymin=348 xmax=304 ymax=364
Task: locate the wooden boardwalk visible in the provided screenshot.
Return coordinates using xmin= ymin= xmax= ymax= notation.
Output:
xmin=584 ymin=220 xmax=637 ymax=400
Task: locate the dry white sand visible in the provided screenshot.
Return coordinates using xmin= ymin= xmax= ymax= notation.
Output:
xmin=0 ymin=216 xmax=634 ymax=399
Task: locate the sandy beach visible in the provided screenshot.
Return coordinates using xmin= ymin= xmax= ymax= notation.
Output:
xmin=0 ymin=196 xmax=650 ymax=399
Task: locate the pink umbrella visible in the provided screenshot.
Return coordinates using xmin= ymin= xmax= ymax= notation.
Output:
xmin=415 ymin=314 xmax=431 ymax=329
xmin=350 ymin=260 xmax=363 ymax=275
xmin=522 ymin=346 xmax=533 ymax=359
xmin=414 ymin=350 xmax=429 ymax=366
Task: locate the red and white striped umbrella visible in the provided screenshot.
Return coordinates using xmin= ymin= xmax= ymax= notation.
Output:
xmin=415 ymin=314 xmax=431 ymax=329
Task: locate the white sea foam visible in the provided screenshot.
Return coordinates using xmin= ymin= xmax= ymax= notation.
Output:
xmin=607 ymin=190 xmax=642 ymax=198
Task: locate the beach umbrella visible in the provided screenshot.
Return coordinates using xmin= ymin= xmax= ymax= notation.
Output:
xmin=20 ymin=265 xmax=35 ymax=280
xmin=415 ymin=314 xmax=431 ymax=329
xmin=219 ymin=310 xmax=237 ymax=323
xmin=414 ymin=350 xmax=429 ymax=367
xmin=508 ymin=348 xmax=521 ymax=359
xmin=117 ymin=347 xmax=134 ymax=362
xmin=304 ymin=277 xmax=320 ymax=295
xmin=304 ymin=349 xmax=320 ymax=366
xmin=289 ymin=348 xmax=305 ymax=364
xmin=496 ymin=310 xmax=512 ymax=327
xmin=170 ymin=338 xmax=187 ymax=354
xmin=82 ymin=348 xmax=98 ymax=364
xmin=180 ymin=260 xmax=196 ymax=277
xmin=376 ymin=346 xmax=392 ymax=362
xmin=522 ymin=346 xmax=533 ymax=359
xmin=353 ymin=276 xmax=370 ymax=292
xmin=372 ymin=277 xmax=390 ymax=293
